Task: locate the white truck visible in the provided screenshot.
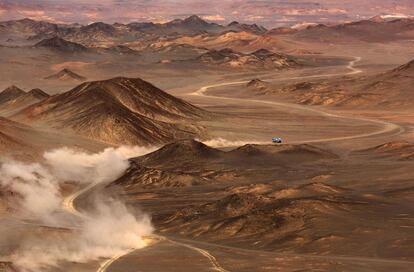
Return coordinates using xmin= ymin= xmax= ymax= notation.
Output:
xmin=272 ymin=137 xmax=282 ymax=143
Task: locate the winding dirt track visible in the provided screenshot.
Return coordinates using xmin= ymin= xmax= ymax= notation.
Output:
xmin=62 ymin=183 xmax=137 ymax=272
xmin=67 ymin=57 xmax=405 ymax=272
xmin=189 ymin=57 xmax=403 ymax=144
xmin=63 ymin=186 xmax=230 ymax=272
xmin=164 ymin=237 xmax=230 ymax=272
xmin=62 ymin=182 xmax=98 ymax=220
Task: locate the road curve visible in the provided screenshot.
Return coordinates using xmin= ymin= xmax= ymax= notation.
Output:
xmin=189 ymin=57 xmax=403 ymax=145
xmin=96 ymin=250 xmax=136 ymax=272
xmin=62 ymin=182 xmax=98 ymax=220
xmin=171 ymin=236 xmax=414 ymax=266
xmin=166 ymin=237 xmax=230 ymax=272
xmin=63 ymin=184 xmax=231 ymax=272
xmin=62 ymin=183 xmax=140 ymax=272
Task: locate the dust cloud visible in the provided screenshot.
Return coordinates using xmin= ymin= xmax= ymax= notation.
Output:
xmin=200 ymin=137 xmax=267 ymax=148
xmin=0 ymin=146 xmax=156 ymax=271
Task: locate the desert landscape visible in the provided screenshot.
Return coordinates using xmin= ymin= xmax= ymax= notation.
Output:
xmin=0 ymin=1 xmax=414 ymax=271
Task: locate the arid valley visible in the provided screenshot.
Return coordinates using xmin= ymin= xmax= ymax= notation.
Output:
xmin=0 ymin=2 xmax=414 ymax=271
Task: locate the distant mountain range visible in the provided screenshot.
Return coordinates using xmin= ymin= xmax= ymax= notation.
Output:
xmin=275 ymin=16 xmax=414 ymax=42
xmin=0 ymin=15 xmax=268 ymax=46
xmin=2 ymin=15 xmax=414 ymax=50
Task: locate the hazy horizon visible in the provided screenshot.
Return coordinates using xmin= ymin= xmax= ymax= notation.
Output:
xmin=1 ymin=0 xmax=414 ymax=27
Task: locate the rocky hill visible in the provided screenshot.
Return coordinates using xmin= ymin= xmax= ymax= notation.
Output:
xmin=0 ymin=86 xmax=26 ymax=105
xmin=227 ymin=21 xmax=267 ymax=34
xmin=34 ymin=37 xmax=88 ymax=52
xmin=44 ymin=68 xmax=87 ymax=81
xmin=112 ymin=140 xmax=337 ymax=188
xmin=159 ymin=182 xmax=368 ymax=251
xmin=196 ymin=48 xmax=299 ymax=69
xmin=0 ymin=86 xmax=49 ymax=116
xmin=12 ymin=77 xmax=208 ymax=146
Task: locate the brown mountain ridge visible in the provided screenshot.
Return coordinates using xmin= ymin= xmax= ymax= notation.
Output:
xmin=0 ymin=86 xmax=50 ymax=117
xmin=12 ymin=77 xmax=209 ymax=146
xmin=196 ymin=48 xmax=299 ymax=69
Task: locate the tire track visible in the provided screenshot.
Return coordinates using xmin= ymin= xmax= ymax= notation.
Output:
xmin=165 ymin=237 xmax=230 ymax=272
xmin=64 ymin=184 xmax=231 ymax=272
